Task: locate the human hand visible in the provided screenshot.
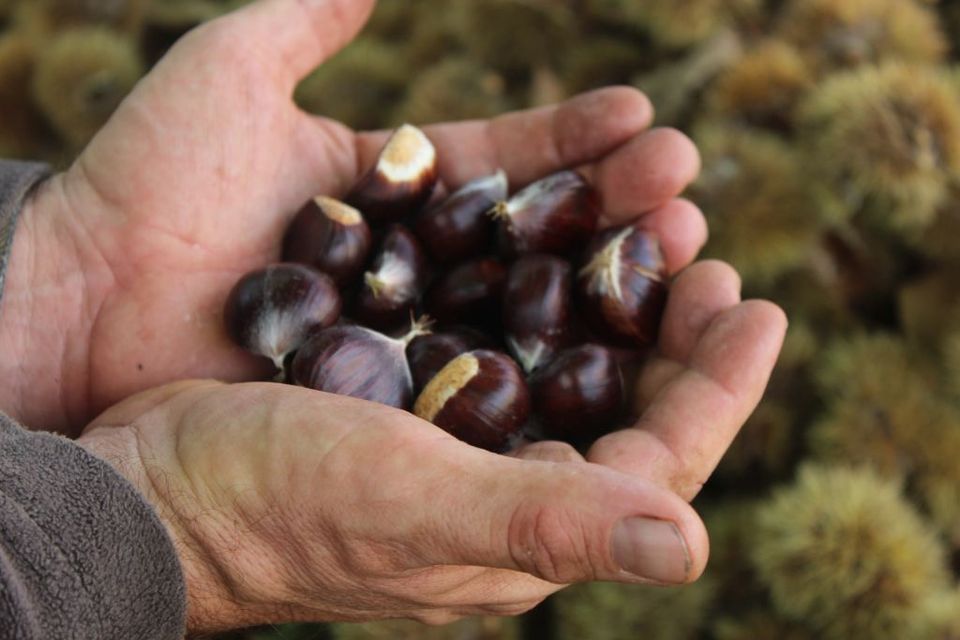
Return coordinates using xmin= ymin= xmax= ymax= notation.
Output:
xmin=0 ymin=0 xmax=727 ymax=434
xmin=78 ymin=379 xmax=714 ymax=634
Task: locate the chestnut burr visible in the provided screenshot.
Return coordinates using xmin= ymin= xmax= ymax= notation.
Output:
xmin=503 ymin=254 xmax=576 ymax=373
xmin=414 ymin=350 xmax=530 ymax=451
xmin=531 ymin=344 xmax=625 ymax=444
xmin=282 ymin=196 xmax=372 ymax=286
xmin=224 ymin=263 xmax=341 ymax=374
xmin=346 ymin=124 xmax=439 ymax=226
xmin=414 ymin=170 xmax=508 ymax=263
xmin=354 ymin=225 xmax=429 ymax=331
xmin=291 ymin=319 xmax=430 ymax=410
xmin=577 ymin=223 xmax=668 ymax=348
xmin=424 ymin=257 xmax=507 ymax=329
xmin=492 ymin=170 xmax=600 ymax=257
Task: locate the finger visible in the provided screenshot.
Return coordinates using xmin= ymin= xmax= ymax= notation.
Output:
xmin=583 ymin=127 xmax=701 ymax=217
xmin=508 ymin=441 xmax=586 ymax=464
xmin=215 ymin=0 xmax=375 ymax=89
xmin=587 ymin=301 xmax=787 ymax=500
xmin=409 ymin=446 xmax=708 ymax=586
xmin=629 ymin=198 xmax=708 ymax=275
xmin=354 ymin=87 xmax=654 ymax=189
xmin=659 ymin=261 xmax=742 ymax=362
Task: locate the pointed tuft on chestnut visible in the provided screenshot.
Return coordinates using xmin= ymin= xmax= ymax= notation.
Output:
xmin=414 ymin=170 xmax=508 ymax=263
xmin=354 ymin=225 xmax=429 ymax=331
xmin=291 ymin=318 xmax=431 ymax=410
xmin=407 ymin=328 xmax=495 ymax=393
xmin=577 ymin=223 xmax=669 ymax=348
xmin=492 ymin=170 xmax=600 ymax=257
xmin=414 ymin=350 xmax=530 ymax=451
xmin=224 ymin=263 xmax=342 ymax=374
xmin=424 ymin=257 xmax=507 ymax=330
xmin=346 ymin=124 xmax=439 ymax=226
xmin=282 ymin=195 xmax=373 ymax=286
xmin=531 ymin=344 xmax=625 ymax=444
xmin=503 ymin=254 xmax=577 ymax=373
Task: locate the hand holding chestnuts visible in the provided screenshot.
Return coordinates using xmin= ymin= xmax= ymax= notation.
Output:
xmin=223 ymin=124 xmax=673 ymax=452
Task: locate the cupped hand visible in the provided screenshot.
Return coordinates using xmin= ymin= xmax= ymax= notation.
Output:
xmin=78 ymin=379 xmax=711 ymax=634
xmin=0 ymin=0 xmax=743 ymax=434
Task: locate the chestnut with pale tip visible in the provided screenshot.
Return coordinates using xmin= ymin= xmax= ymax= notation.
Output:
xmin=414 ymin=350 xmax=530 ymax=452
xmin=407 ymin=328 xmax=495 ymax=393
xmin=503 ymin=254 xmax=577 ymax=373
xmin=354 ymin=225 xmax=429 ymax=331
xmin=531 ymin=344 xmax=625 ymax=444
xmin=424 ymin=257 xmax=507 ymax=329
xmin=414 ymin=170 xmax=508 ymax=263
xmin=291 ymin=318 xmax=431 ymax=410
xmin=223 ymin=263 xmax=342 ymax=376
xmin=346 ymin=124 xmax=439 ymax=225
xmin=577 ymin=223 xmax=668 ymax=348
xmin=492 ymin=170 xmax=600 ymax=257
xmin=282 ymin=195 xmax=372 ymax=286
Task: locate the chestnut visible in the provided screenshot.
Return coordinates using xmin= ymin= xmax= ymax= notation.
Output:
xmin=224 ymin=263 xmax=341 ymax=374
xmin=492 ymin=170 xmax=600 ymax=257
xmin=413 ymin=170 xmax=508 ymax=263
xmin=414 ymin=350 xmax=530 ymax=451
xmin=577 ymin=223 xmax=668 ymax=348
xmin=346 ymin=124 xmax=439 ymax=226
xmin=354 ymin=225 xmax=429 ymax=331
xmin=502 ymin=255 xmax=576 ymax=373
xmin=406 ymin=328 xmax=493 ymax=393
xmin=291 ymin=319 xmax=430 ymax=410
xmin=424 ymin=257 xmax=507 ymax=330
xmin=282 ymin=196 xmax=372 ymax=286
xmin=530 ymin=344 xmax=625 ymax=445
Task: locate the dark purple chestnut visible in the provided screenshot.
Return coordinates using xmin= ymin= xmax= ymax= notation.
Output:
xmin=577 ymin=223 xmax=668 ymax=348
xmin=531 ymin=344 xmax=625 ymax=444
xmin=407 ymin=329 xmax=492 ymax=393
xmin=224 ymin=263 xmax=341 ymax=374
xmin=424 ymin=257 xmax=507 ymax=329
xmin=282 ymin=196 xmax=372 ymax=286
xmin=354 ymin=226 xmax=429 ymax=331
xmin=414 ymin=350 xmax=530 ymax=451
xmin=346 ymin=124 xmax=438 ymax=226
xmin=502 ymin=255 xmax=576 ymax=374
xmin=414 ymin=170 xmax=508 ymax=263
xmin=291 ymin=319 xmax=430 ymax=409
xmin=493 ymin=170 xmax=600 ymax=257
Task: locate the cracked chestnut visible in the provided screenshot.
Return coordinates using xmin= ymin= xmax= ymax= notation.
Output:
xmin=354 ymin=225 xmax=429 ymax=331
xmin=282 ymin=196 xmax=372 ymax=286
xmin=414 ymin=350 xmax=530 ymax=451
xmin=346 ymin=124 xmax=438 ymax=226
xmin=224 ymin=263 xmax=341 ymax=375
xmin=577 ymin=223 xmax=668 ymax=348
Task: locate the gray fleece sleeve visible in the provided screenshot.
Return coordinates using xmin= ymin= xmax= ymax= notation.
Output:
xmin=0 ymin=160 xmax=187 ymax=639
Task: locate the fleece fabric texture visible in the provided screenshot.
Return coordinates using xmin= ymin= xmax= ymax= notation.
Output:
xmin=0 ymin=160 xmax=187 ymax=639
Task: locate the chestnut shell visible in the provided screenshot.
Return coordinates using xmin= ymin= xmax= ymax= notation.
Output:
xmin=282 ymin=196 xmax=372 ymax=286
xmin=424 ymin=257 xmax=507 ymax=330
xmin=577 ymin=224 xmax=668 ymax=348
xmin=531 ymin=344 xmax=625 ymax=444
xmin=354 ymin=225 xmax=429 ymax=331
xmin=407 ymin=328 xmax=494 ymax=393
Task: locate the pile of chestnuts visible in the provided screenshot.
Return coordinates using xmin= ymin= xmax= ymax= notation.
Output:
xmin=224 ymin=124 xmax=669 ymax=452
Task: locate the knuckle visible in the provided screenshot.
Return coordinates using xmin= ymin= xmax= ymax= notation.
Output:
xmin=508 ymin=503 xmax=595 ymax=584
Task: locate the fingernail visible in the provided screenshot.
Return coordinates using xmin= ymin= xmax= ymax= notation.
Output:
xmin=611 ymin=517 xmax=690 ymax=584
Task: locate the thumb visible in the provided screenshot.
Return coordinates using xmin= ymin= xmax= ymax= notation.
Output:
xmin=414 ymin=446 xmax=709 ymax=586
xmin=209 ymin=0 xmax=375 ymax=89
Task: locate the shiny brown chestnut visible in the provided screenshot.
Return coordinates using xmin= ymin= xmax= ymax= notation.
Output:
xmin=424 ymin=257 xmax=507 ymax=329
xmin=414 ymin=170 xmax=508 ymax=263
xmin=414 ymin=350 xmax=530 ymax=451
xmin=346 ymin=124 xmax=439 ymax=226
xmin=291 ymin=319 xmax=430 ymax=410
xmin=531 ymin=344 xmax=625 ymax=444
xmin=282 ymin=196 xmax=372 ymax=286
xmin=492 ymin=170 xmax=600 ymax=257
xmin=577 ymin=223 xmax=668 ymax=348
xmin=354 ymin=225 xmax=429 ymax=331
xmin=406 ymin=328 xmax=493 ymax=393
xmin=503 ymin=255 xmax=576 ymax=373
xmin=224 ymin=263 xmax=341 ymax=374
